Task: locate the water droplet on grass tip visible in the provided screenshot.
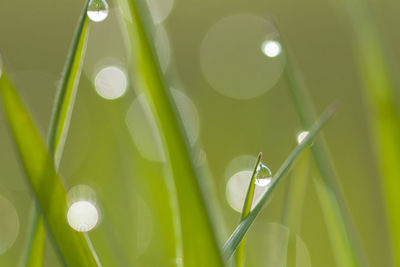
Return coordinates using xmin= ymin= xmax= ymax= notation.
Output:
xmin=255 ymin=163 xmax=272 ymax=187
xmin=87 ymin=0 xmax=109 ymax=22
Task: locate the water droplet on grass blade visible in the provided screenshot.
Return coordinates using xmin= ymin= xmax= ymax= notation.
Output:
xmin=297 ymin=131 xmax=310 ymax=144
xmin=255 ymin=163 xmax=272 ymax=187
xmin=87 ymin=0 xmax=109 ymax=22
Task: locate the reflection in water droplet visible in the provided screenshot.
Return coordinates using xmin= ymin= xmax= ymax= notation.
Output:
xmin=261 ymin=40 xmax=282 ymax=58
xmin=0 ymin=195 xmax=19 ymax=254
xmin=297 ymin=131 xmax=310 ymax=144
xmin=146 ymin=0 xmax=174 ymax=24
xmin=226 ymin=170 xmax=268 ymax=212
xmin=87 ymin=0 xmax=109 ymax=22
xmin=94 ymin=66 xmax=128 ymax=100
xmin=200 ymin=14 xmax=285 ymax=99
xmin=126 ymin=89 xmax=200 ymax=162
xmin=255 ymin=163 xmax=272 ymax=187
xmin=67 ymin=201 xmax=99 ymax=232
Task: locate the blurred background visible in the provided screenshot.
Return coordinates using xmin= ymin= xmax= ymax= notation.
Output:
xmin=0 ymin=0 xmax=398 ymax=266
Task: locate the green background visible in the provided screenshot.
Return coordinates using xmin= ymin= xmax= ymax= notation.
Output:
xmin=0 ymin=0 xmax=397 ymax=266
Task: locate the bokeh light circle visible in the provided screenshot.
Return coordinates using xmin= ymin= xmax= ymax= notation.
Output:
xmin=225 ymin=170 xmax=269 ymax=212
xmin=67 ymin=201 xmax=99 ymax=232
xmin=261 ymin=40 xmax=282 ymax=58
xmin=200 ymin=14 xmax=285 ymax=99
xmin=146 ymin=0 xmax=174 ymax=24
xmin=0 ymin=195 xmax=19 ymax=254
xmin=94 ymin=66 xmax=128 ymax=100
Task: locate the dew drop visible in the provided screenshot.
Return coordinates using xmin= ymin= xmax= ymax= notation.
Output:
xmin=87 ymin=0 xmax=109 ymax=22
xmin=297 ymin=131 xmax=310 ymax=144
xmin=255 ymin=163 xmax=272 ymax=187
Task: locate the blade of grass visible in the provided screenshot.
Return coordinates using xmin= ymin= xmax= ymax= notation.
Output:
xmin=283 ymin=49 xmax=368 ymax=266
xmin=23 ymin=205 xmax=45 ymax=267
xmin=223 ymin=103 xmax=337 ymax=261
xmin=234 ymin=152 xmax=262 ymax=267
xmin=22 ymin=3 xmax=91 ymax=266
xmin=48 ymin=1 xmax=89 ymax=167
xmin=281 ymin=150 xmax=310 ymax=232
xmin=116 ymin=1 xmax=224 ymax=266
xmin=330 ymin=0 xmax=400 ymax=264
xmin=0 ymin=72 xmax=100 ymax=266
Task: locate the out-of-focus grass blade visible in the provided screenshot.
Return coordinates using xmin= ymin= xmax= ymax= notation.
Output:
xmin=22 ymin=3 xmax=90 ymax=266
xmin=223 ymin=104 xmax=337 ymax=261
xmin=24 ymin=207 xmax=45 ymax=267
xmin=0 ymin=73 xmax=99 ymax=266
xmin=281 ymin=150 xmax=310 ymax=232
xmin=330 ymin=0 xmax=400 ymax=264
xmin=116 ymin=0 xmax=224 ymax=266
xmin=235 ymin=153 xmax=262 ymax=267
xmin=283 ymin=51 xmax=367 ymax=266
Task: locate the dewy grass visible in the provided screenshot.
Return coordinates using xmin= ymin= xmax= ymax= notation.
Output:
xmin=223 ymin=103 xmax=337 ymax=261
xmin=235 ymin=152 xmax=262 ymax=267
xmin=22 ymin=2 xmax=91 ymax=266
xmin=0 ymin=1 xmax=364 ymax=266
xmin=282 ymin=48 xmax=368 ymax=266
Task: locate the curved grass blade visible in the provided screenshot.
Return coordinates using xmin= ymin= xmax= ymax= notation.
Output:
xmin=235 ymin=152 xmax=262 ymax=267
xmin=223 ymin=103 xmax=337 ymax=261
xmin=116 ymin=1 xmax=224 ymax=266
xmin=0 ymin=72 xmax=100 ymax=266
xmin=22 ymin=3 xmax=91 ymax=266
xmin=283 ymin=49 xmax=368 ymax=266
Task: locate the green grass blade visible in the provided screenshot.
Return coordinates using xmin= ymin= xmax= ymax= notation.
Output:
xmin=223 ymin=104 xmax=337 ymax=261
xmin=116 ymin=1 xmax=224 ymax=266
xmin=281 ymin=150 xmax=310 ymax=232
xmin=283 ymin=51 xmax=367 ymax=266
xmin=48 ymin=1 xmax=89 ymax=166
xmin=330 ymin=0 xmax=400 ymax=264
xmin=0 ymin=72 xmax=99 ymax=267
xmin=235 ymin=153 xmax=262 ymax=267
xmin=22 ymin=3 xmax=90 ymax=266
xmin=23 ymin=207 xmax=45 ymax=267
